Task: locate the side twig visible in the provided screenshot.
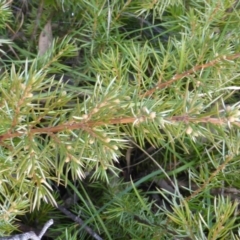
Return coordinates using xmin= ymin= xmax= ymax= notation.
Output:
xmin=185 ymin=155 xmax=233 ymax=201
xmin=142 ymin=52 xmax=240 ymax=97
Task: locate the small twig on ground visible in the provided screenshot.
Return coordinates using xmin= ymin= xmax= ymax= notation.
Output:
xmin=38 ymin=219 xmax=54 ymax=239
xmin=30 ymin=0 xmax=44 ymax=42
xmin=0 ymin=219 xmax=53 ymax=240
xmin=56 ymin=204 xmax=103 ymax=240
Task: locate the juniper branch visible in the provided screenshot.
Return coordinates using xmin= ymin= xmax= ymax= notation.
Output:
xmin=0 ymin=115 xmax=239 ymax=144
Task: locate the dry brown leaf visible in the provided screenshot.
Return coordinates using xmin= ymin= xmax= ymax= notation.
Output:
xmin=38 ymin=20 xmax=53 ymax=56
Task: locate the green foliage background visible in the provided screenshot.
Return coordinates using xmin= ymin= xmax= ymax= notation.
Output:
xmin=0 ymin=0 xmax=240 ymax=239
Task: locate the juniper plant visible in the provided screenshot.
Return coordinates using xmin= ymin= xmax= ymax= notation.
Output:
xmin=1 ymin=0 xmax=240 ymax=239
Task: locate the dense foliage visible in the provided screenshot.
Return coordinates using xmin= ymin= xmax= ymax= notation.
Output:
xmin=1 ymin=0 xmax=240 ymax=239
